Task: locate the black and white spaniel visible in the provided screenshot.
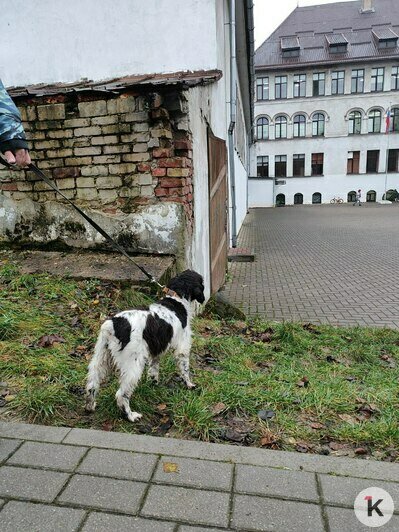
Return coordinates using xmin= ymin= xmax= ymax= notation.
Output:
xmin=85 ymin=270 xmax=205 ymax=422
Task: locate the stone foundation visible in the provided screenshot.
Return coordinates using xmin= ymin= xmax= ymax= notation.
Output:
xmin=0 ymin=88 xmax=193 ymax=256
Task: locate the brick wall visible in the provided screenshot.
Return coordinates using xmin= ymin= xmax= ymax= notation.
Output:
xmin=0 ymin=88 xmax=193 ymax=249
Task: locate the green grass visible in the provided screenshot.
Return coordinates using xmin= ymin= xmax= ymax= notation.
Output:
xmin=0 ymin=259 xmax=398 ymax=460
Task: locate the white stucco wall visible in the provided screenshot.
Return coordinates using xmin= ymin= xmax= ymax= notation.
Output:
xmin=251 ymin=61 xmax=399 ymax=206
xmin=1 ymin=0 xmax=217 ymax=86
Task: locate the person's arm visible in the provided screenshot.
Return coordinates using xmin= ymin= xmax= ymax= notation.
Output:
xmin=0 ymin=80 xmax=31 ymax=166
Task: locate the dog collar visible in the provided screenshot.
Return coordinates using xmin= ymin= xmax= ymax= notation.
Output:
xmin=162 ymin=287 xmax=180 ymax=299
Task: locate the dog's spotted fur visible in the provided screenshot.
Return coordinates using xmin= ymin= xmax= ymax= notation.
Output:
xmin=85 ymin=270 xmax=205 ymax=422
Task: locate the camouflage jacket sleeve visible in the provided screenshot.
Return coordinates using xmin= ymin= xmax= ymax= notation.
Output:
xmin=0 ymin=79 xmax=28 ymax=152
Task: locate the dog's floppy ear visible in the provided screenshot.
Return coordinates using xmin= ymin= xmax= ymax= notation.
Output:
xmin=193 ymin=284 xmax=205 ymax=304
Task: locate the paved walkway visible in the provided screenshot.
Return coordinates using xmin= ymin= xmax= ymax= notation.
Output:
xmin=224 ymin=204 xmax=399 ymax=328
xmin=0 ymin=421 xmax=398 ymax=531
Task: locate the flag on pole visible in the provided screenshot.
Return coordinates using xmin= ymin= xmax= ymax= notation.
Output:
xmin=386 ymin=108 xmax=391 ymax=133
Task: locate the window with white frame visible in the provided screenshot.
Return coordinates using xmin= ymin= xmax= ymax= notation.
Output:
xmin=275 ymin=155 xmax=287 ymax=177
xmin=256 ymin=77 xmax=269 ymax=100
xmin=368 ymin=109 xmax=381 ymax=133
xmin=392 ymin=66 xmax=399 ymax=90
xmin=275 ymin=76 xmax=287 ymax=99
xmin=312 ymin=72 xmax=325 ymax=96
xmin=293 ymin=114 xmax=306 ymax=137
xmin=256 ymin=117 xmax=269 ymax=140
xmin=351 ymin=69 xmax=364 ymax=93
xmin=331 ymin=70 xmax=345 ymax=94
xmin=293 ymin=74 xmax=306 ymax=97
xmin=348 ymin=111 xmax=362 ymax=134
xmin=312 ymin=113 xmax=325 ymax=136
xmin=371 ymin=67 xmax=384 ymax=92
xmin=293 ymin=154 xmax=305 ymax=176
xmin=257 ymin=156 xmax=269 ymax=177
xmin=275 ymin=116 xmax=287 ymax=138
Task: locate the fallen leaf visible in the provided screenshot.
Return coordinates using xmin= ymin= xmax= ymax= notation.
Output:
xmin=296 ymin=443 xmax=310 ymax=453
xmin=37 ymin=334 xmax=66 ymax=347
xmin=222 ymin=429 xmax=246 ymax=443
xmin=5 ymin=395 xmax=16 ymax=402
xmin=259 ymin=429 xmax=280 ymax=448
xmin=156 ymin=403 xmax=167 ymax=412
xmin=259 ymin=332 xmax=273 ymax=343
xmin=355 ymin=447 xmax=368 ymax=455
xmin=310 ymin=422 xmax=325 ymax=430
xmin=258 ymin=409 xmax=276 ymax=421
xmin=163 ymin=462 xmax=179 ymax=473
xmin=329 ymin=442 xmax=347 ymax=451
xmin=338 ymin=413 xmax=358 ymax=424
xmin=211 ymin=402 xmax=226 ymax=415
xmin=93 ymin=299 xmax=100 ymax=305
xmin=76 ymin=345 xmax=86 ymax=351
xmin=101 ymin=421 xmax=114 ymax=431
xmin=296 ymin=376 xmax=309 ymax=388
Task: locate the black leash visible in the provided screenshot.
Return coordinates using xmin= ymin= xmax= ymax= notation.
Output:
xmin=0 ymin=157 xmax=164 ymax=289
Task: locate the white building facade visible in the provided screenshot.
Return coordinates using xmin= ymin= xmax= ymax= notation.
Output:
xmin=249 ymin=0 xmax=399 ymax=207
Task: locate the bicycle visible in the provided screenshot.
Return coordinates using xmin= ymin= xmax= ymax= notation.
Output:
xmin=330 ymin=197 xmax=344 ymax=204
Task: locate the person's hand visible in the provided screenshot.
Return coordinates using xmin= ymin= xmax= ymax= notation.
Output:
xmin=3 ymin=149 xmax=31 ymax=167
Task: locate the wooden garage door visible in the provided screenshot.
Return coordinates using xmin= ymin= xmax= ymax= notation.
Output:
xmin=208 ymin=130 xmax=228 ymax=293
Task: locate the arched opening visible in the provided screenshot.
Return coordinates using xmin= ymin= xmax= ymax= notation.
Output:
xmin=294 ymin=193 xmax=303 ymax=205
xmin=275 ymin=116 xmax=287 ymax=139
xmin=293 ymin=114 xmax=306 ymax=137
xmin=276 ymin=194 xmax=285 ymax=206
xmin=312 ymin=192 xmax=322 ymax=204
xmin=348 ymin=110 xmax=362 ymax=134
xmin=366 ymin=190 xmax=376 ymax=202
xmin=383 ymin=189 xmax=399 ymax=201
xmin=256 ymin=117 xmax=269 ymax=140
xmin=312 ymin=113 xmax=325 ymax=136
xmin=348 ymin=190 xmax=357 ymax=202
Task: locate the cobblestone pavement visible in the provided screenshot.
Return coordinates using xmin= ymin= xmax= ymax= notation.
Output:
xmin=0 ymin=421 xmax=398 ymax=531
xmin=223 ymin=204 xmax=399 ymax=328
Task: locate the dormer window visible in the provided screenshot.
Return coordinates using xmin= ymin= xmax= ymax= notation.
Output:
xmin=372 ymin=28 xmax=398 ymax=49
xmin=281 ymin=36 xmax=300 ymax=58
xmin=326 ymin=34 xmax=348 ymax=54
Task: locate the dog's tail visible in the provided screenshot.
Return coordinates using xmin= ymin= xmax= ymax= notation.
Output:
xmin=85 ymin=320 xmax=113 ymax=411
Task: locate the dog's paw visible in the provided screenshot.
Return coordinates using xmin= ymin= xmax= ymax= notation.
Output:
xmin=128 ymin=412 xmax=142 ymax=422
xmin=186 ymin=381 xmax=196 ymax=389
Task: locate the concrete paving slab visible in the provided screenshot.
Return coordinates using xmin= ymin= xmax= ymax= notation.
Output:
xmin=0 ymin=439 xmax=21 ymax=462
xmin=0 ymin=466 xmax=69 ymax=502
xmin=141 ymin=485 xmax=230 ymax=528
xmin=0 ymin=501 xmax=85 ymax=532
xmin=319 ymin=474 xmax=399 ymax=508
xmin=13 ymin=250 xmax=174 ymax=284
xmin=177 ymin=525 xmax=220 ymax=532
xmin=82 ymin=512 xmax=175 ymax=532
xmin=58 ymin=474 xmax=146 ymax=514
xmin=326 ymin=506 xmax=399 ymax=532
xmin=77 ymin=447 xmax=158 ymax=481
xmin=231 ymin=494 xmax=325 ymax=532
xmin=7 ymin=441 xmax=87 ymax=471
xmin=235 ymin=464 xmax=319 ymax=502
xmin=0 ymin=421 xmax=70 ymax=443
xmin=63 ymin=427 xmax=399 ymax=481
xmin=154 ymin=455 xmax=233 ymax=491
